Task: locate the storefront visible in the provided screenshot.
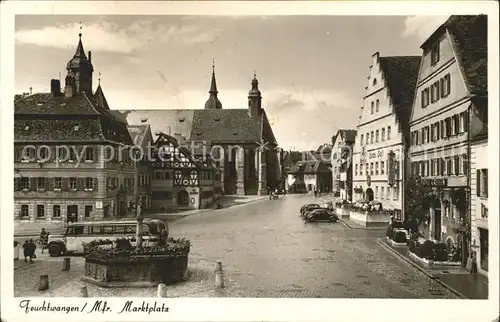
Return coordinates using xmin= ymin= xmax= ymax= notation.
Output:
xmin=479 ymin=228 xmax=488 ymax=273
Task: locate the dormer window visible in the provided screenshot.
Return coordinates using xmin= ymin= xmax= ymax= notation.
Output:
xmin=214 ymin=117 xmax=220 ymax=122
xmin=74 ymin=126 xmax=79 ymax=131
xmin=179 ymin=117 xmax=185 ymax=122
xmin=372 ymin=78 xmax=377 ymax=86
xmin=37 ymin=103 xmax=43 ymax=106
xmin=233 ymin=132 xmax=238 ymax=136
xmin=24 ymin=125 xmax=29 ymax=131
xmin=196 ymin=132 xmax=202 ymax=136
xmin=60 ymin=103 xmax=67 ymax=107
xmin=431 ymin=42 xmax=440 ymax=66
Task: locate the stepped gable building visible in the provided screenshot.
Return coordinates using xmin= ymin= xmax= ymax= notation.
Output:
xmin=331 ymin=129 xmax=357 ymax=200
xmin=14 ymin=32 xmax=136 ymax=227
xmin=127 ymin=68 xmax=281 ymax=196
xmin=352 ymin=52 xmax=421 ymax=218
xmin=408 ymin=15 xmax=487 ymax=253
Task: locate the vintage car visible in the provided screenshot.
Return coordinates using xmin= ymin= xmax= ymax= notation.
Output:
xmin=300 ymin=204 xmax=321 ymax=216
xmin=303 ymin=209 xmax=339 ymax=223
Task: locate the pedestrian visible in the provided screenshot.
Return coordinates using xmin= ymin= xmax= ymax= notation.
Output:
xmin=22 ymin=240 xmax=29 ymax=262
xmin=314 ymin=189 xmax=317 ymax=198
xmin=40 ymin=228 xmax=47 ymax=253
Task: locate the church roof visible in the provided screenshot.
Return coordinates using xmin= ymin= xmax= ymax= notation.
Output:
xmin=126 ymin=108 xmax=278 ymax=145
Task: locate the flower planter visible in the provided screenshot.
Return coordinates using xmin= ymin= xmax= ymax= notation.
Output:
xmin=408 ymin=250 xmax=461 ymax=269
xmin=81 ymin=238 xmax=190 ymax=288
xmin=386 ymin=236 xmax=407 ymax=247
xmin=349 ymin=210 xmax=390 ymax=227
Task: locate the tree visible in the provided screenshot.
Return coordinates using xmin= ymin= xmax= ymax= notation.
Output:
xmin=405 ymin=175 xmax=442 ymax=225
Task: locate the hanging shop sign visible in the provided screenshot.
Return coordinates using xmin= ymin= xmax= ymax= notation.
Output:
xmin=366 ymin=174 xmax=372 ymax=187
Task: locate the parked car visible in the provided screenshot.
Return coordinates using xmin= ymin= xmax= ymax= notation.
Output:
xmin=300 ymin=204 xmax=321 ymax=216
xmin=303 ymin=209 xmax=339 ymax=223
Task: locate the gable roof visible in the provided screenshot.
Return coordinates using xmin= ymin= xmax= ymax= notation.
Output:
xmin=127 ymin=124 xmax=152 ymax=147
xmin=378 ymin=56 xmax=421 ymax=131
xmin=14 ymin=91 xmax=133 ymax=145
xmin=421 ymin=15 xmax=487 ymax=96
xmin=153 ymin=133 xmax=216 ymax=171
xmin=288 ymin=160 xmax=331 ymax=174
xmin=127 ymin=109 xmax=278 ymax=146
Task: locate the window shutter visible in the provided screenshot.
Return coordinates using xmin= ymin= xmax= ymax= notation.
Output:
xmin=14 ymin=178 xmax=20 ymax=191
xmin=476 ymin=169 xmax=481 ymax=196
xmin=484 ymin=170 xmax=488 ymax=197
xmin=94 ymin=178 xmax=99 ymax=191
xmin=29 ymin=177 xmax=36 ymax=191
xmin=93 ymin=147 xmax=98 ymax=162
xmin=62 ymin=177 xmax=69 ymax=191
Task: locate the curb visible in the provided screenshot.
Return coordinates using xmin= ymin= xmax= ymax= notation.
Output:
xmin=376 ymin=238 xmax=466 ymax=299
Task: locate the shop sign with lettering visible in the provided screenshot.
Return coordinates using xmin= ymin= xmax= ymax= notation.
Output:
xmin=421 ymin=178 xmax=448 ymax=187
xmin=368 ymin=150 xmax=384 ymax=159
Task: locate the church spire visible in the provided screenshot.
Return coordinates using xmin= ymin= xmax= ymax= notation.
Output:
xmin=209 ymin=59 xmax=218 ymax=95
xmin=204 ymin=59 xmax=223 ymax=109
xmin=74 ymin=23 xmax=87 ymax=59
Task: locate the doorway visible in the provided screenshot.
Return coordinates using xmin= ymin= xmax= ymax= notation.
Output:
xmin=178 ymin=190 xmax=189 ymax=207
xmin=434 ymin=206 xmax=442 ymax=240
xmin=479 ymin=228 xmax=489 ymax=271
xmin=67 ymin=205 xmax=78 ymax=223
xmin=365 ymin=188 xmax=374 ymax=201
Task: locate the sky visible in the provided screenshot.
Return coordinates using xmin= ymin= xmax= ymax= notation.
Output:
xmin=15 ymin=15 xmax=449 ymax=151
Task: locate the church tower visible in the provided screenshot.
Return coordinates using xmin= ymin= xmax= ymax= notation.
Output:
xmin=248 ymin=72 xmax=262 ymax=117
xmin=204 ymin=61 xmax=223 ymax=109
xmin=65 ymin=32 xmax=94 ymax=97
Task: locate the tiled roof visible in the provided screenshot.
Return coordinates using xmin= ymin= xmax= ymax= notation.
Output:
xmin=288 ymin=160 xmax=331 ymax=174
xmin=341 ymin=129 xmax=357 ymax=143
xmin=126 ymin=110 xmax=195 ymax=144
xmin=190 ymin=109 xmax=262 ymax=143
xmin=378 ymin=56 xmax=421 ymax=130
xmin=127 ymin=124 xmax=150 ymax=146
xmin=445 ymin=15 xmax=487 ymax=95
xmin=14 ymin=90 xmax=133 ymax=145
xmin=127 ymin=109 xmax=276 ymax=145
xmin=14 ymin=119 xmax=104 ymax=142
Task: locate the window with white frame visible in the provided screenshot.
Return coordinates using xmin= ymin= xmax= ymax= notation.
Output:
xmin=381 ymin=128 xmax=386 ymax=141
xmin=387 ymin=126 xmax=391 ymax=140
xmin=381 ymin=161 xmax=385 ymax=175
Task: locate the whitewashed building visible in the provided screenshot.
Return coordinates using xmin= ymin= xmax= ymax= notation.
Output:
xmin=331 ymin=129 xmax=357 ymax=200
xmin=470 ymin=101 xmax=488 ymax=277
xmin=351 ymin=52 xmax=420 ymax=219
xmin=408 ymin=15 xmax=487 ymax=253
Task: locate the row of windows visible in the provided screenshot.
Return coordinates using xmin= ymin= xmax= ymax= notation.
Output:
xmin=19 ymin=204 xmax=93 ymax=218
xmin=411 ymin=155 xmax=468 ymax=177
xmin=15 ymin=177 xmax=98 ymax=191
xmin=411 ymin=111 xmax=468 ymax=146
xmin=360 ymin=126 xmax=392 ymax=146
xmin=354 ymin=161 xmax=400 ymax=177
xmin=139 ymin=174 xmax=150 ymax=186
xmin=355 ymin=185 xmax=400 ymax=201
xmin=421 ymin=73 xmax=451 ymax=108
xmin=106 ymin=177 xmax=134 ymax=191
xmin=15 ymin=146 xmax=136 ymax=164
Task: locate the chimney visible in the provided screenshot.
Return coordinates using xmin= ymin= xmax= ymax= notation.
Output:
xmin=88 ymin=51 xmax=92 ymax=64
xmin=50 ymin=79 xmax=61 ymax=96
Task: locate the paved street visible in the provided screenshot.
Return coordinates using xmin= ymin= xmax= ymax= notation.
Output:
xmin=14 ymin=194 xmax=458 ymax=298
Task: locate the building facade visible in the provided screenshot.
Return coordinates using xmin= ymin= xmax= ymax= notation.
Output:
xmin=331 ymin=129 xmax=356 ymax=200
xmin=408 ymin=15 xmax=487 ymax=251
xmin=287 ymin=161 xmax=332 ymax=194
xmin=352 ymin=52 xmax=420 ymax=218
xmin=149 ymin=133 xmax=218 ymax=211
xmin=14 ymin=33 xmax=135 ymax=230
xmin=470 ymin=96 xmax=488 ymax=277
xmin=126 ymin=70 xmax=281 ymax=196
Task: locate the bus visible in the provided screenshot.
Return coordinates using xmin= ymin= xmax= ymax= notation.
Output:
xmin=46 ymin=219 xmax=168 ymax=257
